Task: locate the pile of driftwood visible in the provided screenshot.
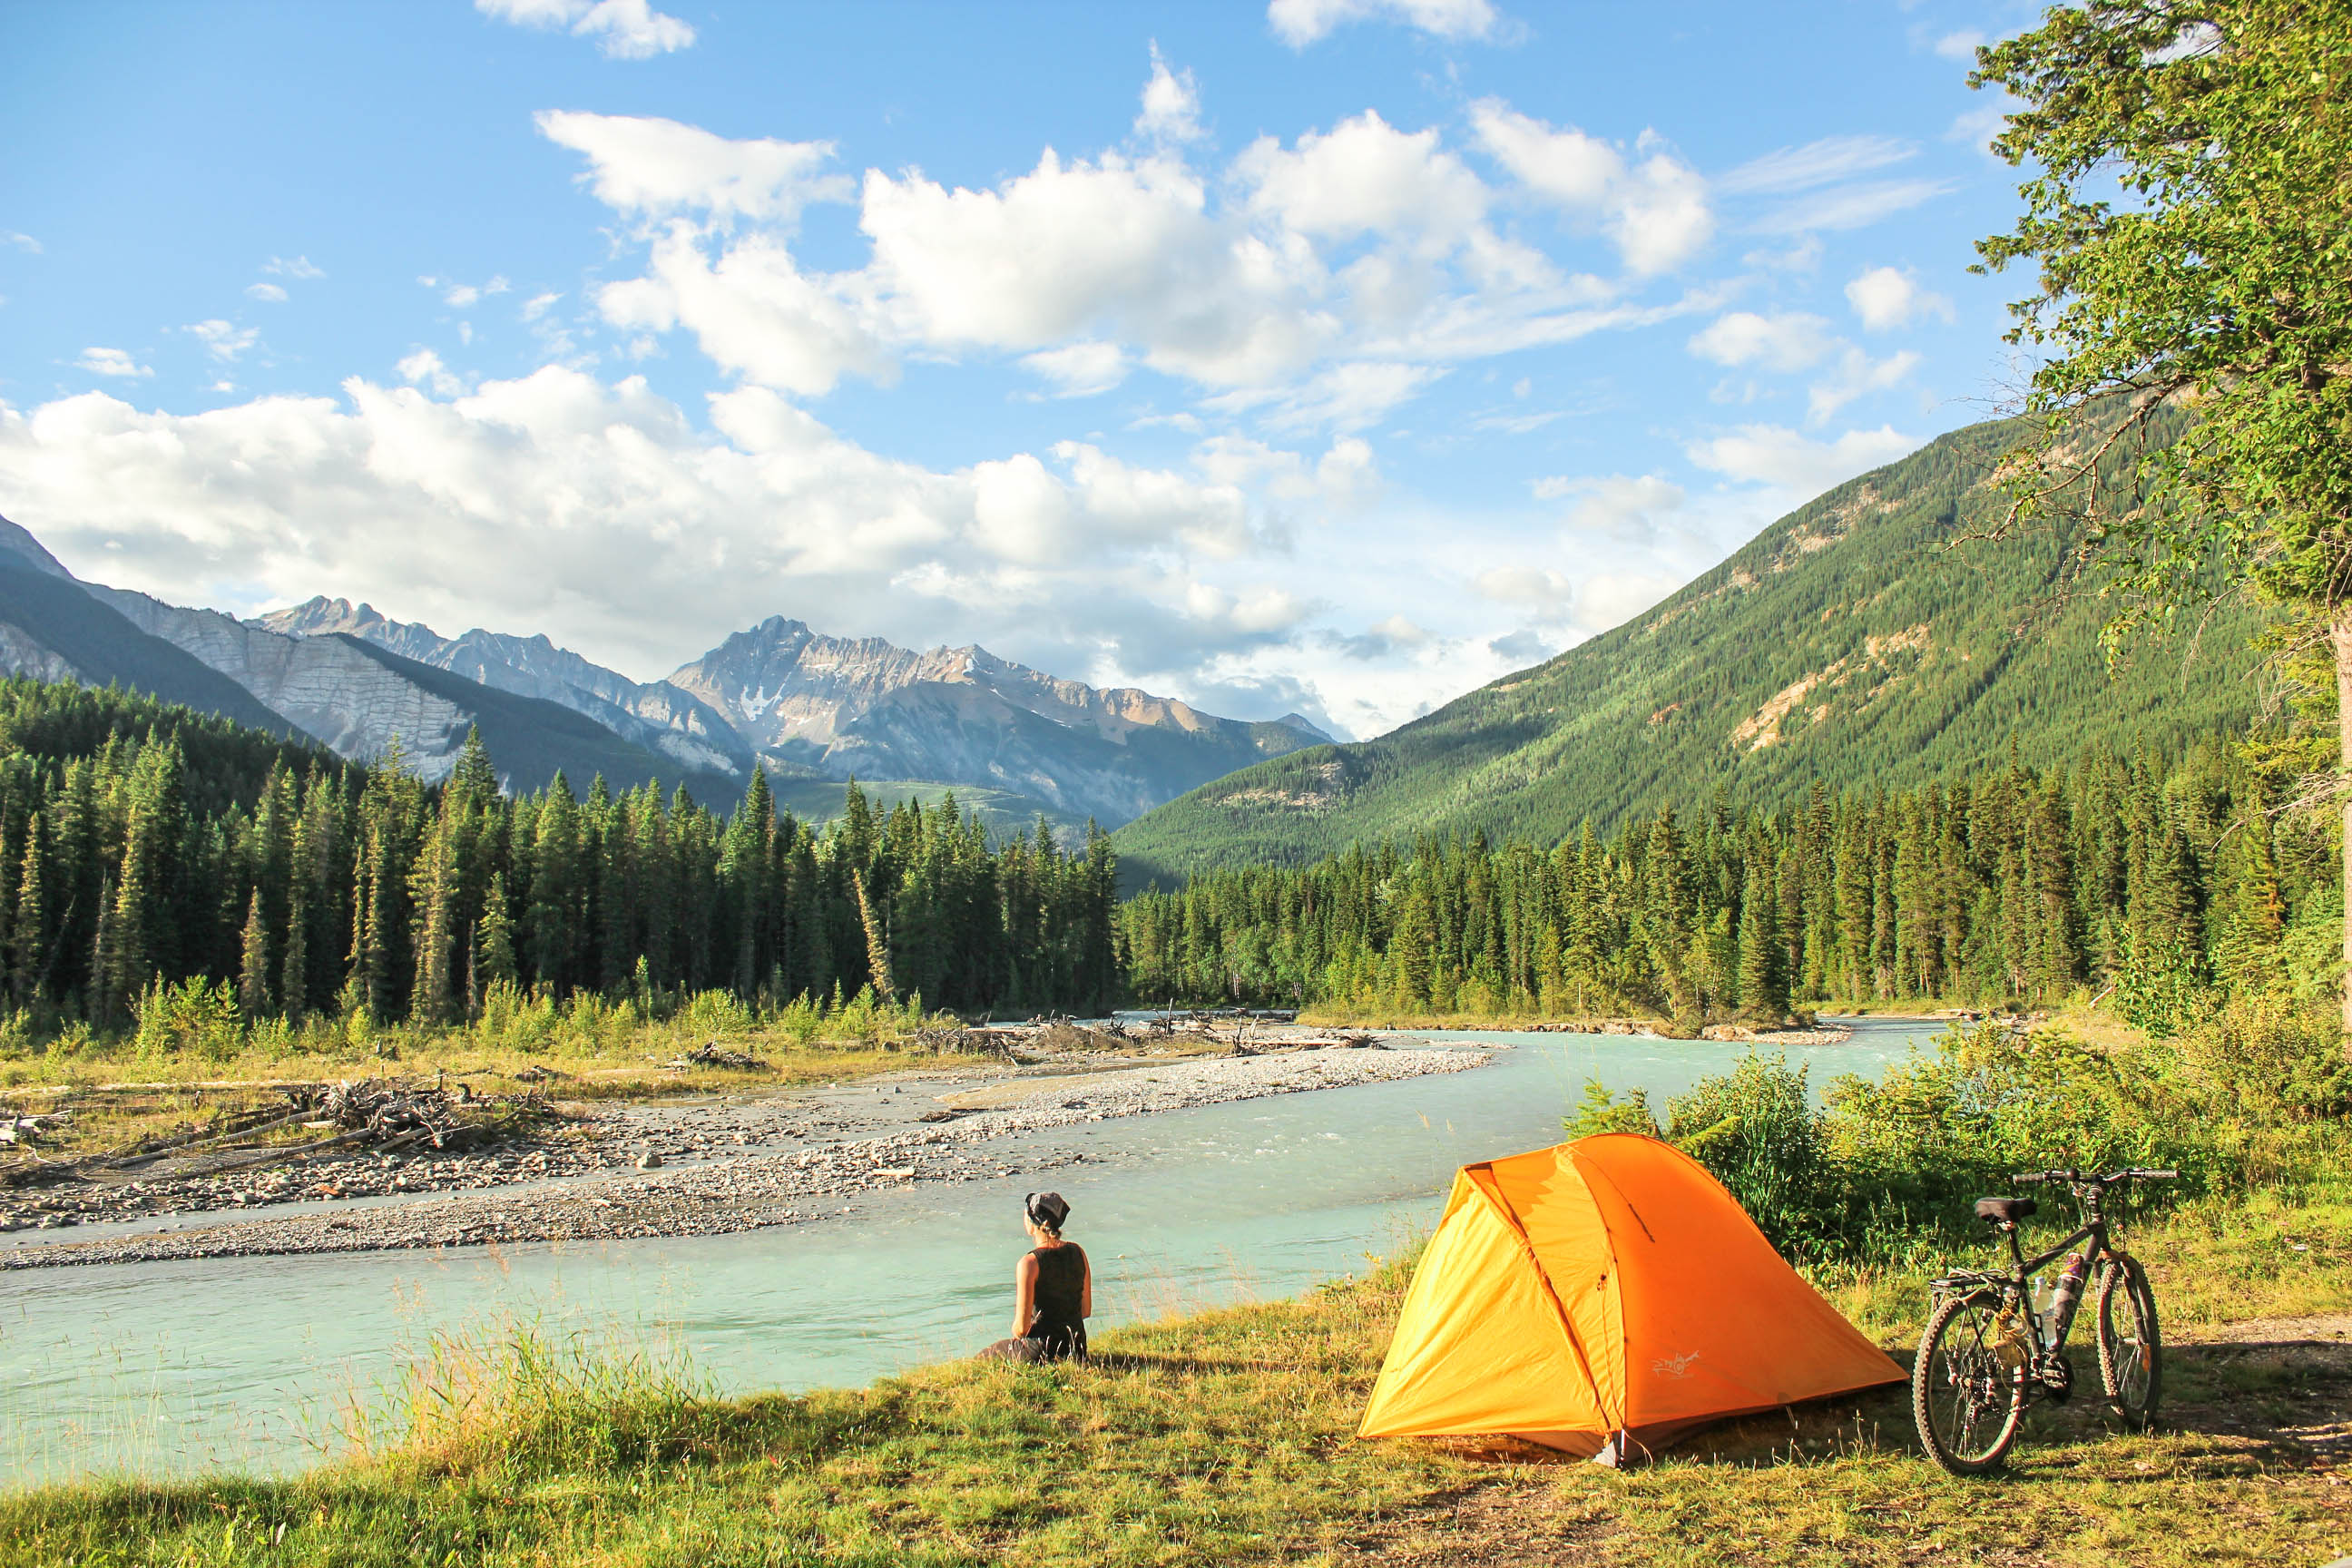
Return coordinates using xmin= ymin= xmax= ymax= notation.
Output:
xmin=2 ymin=1076 xmax=555 ymax=1191
xmin=664 ymin=1042 xmax=765 ymax=1072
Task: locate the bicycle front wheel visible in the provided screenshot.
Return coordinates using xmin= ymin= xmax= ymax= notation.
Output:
xmin=1912 ymin=1292 xmax=2029 ymax=1475
xmin=2096 ymin=1256 xmax=2162 ymax=1429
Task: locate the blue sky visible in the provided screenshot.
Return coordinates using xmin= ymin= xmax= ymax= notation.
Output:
xmin=0 ymin=0 xmax=2039 ymax=738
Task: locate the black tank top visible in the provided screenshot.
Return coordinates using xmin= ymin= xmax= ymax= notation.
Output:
xmin=1027 ymin=1243 xmax=1087 ymax=1353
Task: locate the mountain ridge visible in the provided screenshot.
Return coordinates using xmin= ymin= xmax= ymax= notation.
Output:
xmin=1110 ymin=416 xmax=2266 ymax=885
xmin=0 ymin=515 xmax=1330 ymax=825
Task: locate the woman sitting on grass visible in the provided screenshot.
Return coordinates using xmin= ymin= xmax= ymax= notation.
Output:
xmin=979 ymin=1191 xmax=1090 ymax=1363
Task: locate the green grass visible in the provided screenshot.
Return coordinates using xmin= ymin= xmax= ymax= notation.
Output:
xmin=6 ymin=1185 xmax=2346 ymax=1567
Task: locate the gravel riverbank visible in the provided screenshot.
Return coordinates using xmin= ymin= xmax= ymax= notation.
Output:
xmin=0 ymin=1041 xmax=1489 ymax=1271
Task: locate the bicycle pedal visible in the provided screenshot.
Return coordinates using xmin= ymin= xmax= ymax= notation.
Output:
xmin=2038 ymin=1353 xmax=2074 ymax=1403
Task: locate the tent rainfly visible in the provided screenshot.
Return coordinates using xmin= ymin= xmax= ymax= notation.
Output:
xmin=1358 ymin=1133 xmax=1904 ymax=1461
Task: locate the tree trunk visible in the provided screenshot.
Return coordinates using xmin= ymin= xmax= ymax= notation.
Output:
xmin=2335 ymin=609 xmax=2352 ymax=1044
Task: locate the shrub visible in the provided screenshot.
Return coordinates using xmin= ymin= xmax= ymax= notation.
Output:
xmin=132 ymin=975 xmax=244 ymax=1062
xmin=1664 ymin=1054 xmax=1840 ymax=1260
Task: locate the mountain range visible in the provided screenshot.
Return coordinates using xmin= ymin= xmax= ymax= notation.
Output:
xmin=0 ymin=516 xmax=1328 ymax=828
xmin=1111 ymin=416 xmax=2266 ymax=885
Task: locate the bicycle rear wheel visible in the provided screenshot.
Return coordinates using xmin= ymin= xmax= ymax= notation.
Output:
xmin=1913 ymin=1292 xmax=2029 ymax=1475
xmin=2096 ymin=1256 xmax=2162 ymax=1429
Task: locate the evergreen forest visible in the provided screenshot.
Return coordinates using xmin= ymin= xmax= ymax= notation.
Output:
xmin=0 ymin=679 xmax=1122 ymax=1034
xmin=1119 ymin=741 xmax=2337 ymax=1026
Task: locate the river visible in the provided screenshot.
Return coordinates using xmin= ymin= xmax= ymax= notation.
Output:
xmin=0 ymin=1017 xmax=1949 ymax=1483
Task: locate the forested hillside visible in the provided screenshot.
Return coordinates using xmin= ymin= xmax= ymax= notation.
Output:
xmin=0 ymin=679 xmax=1120 ymax=1030
xmin=1114 ymin=417 xmax=2263 ymax=886
xmin=1122 ymin=741 xmax=2334 ymax=1024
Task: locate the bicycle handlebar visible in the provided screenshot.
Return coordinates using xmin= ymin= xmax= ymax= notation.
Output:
xmin=2013 ymin=1168 xmax=2178 ymax=1188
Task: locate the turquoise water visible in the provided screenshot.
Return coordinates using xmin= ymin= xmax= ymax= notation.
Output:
xmin=0 ymin=1020 xmax=1948 ymax=1482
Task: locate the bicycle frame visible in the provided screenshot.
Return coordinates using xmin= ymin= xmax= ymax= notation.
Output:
xmin=1995 ymin=1218 xmax=2112 ymax=1360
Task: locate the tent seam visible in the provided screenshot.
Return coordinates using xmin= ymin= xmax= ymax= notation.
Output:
xmin=1467 ymin=1164 xmax=1616 ymax=1433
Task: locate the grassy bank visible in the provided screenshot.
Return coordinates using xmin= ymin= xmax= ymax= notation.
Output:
xmin=0 ymin=985 xmax=990 ymax=1162
xmin=4 ymin=1181 xmax=2346 ymax=1568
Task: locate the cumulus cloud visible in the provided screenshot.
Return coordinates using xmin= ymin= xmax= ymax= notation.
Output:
xmin=1686 ymin=423 xmax=1923 ymax=495
xmin=427 ymin=275 xmax=511 ymax=310
xmin=397 ymin=348 xmax=467 ymax=398
xmin=536 ymin=111 xmax=848 ymax=224
xmin=1470 ymin=103 xmax=1712 ymax=275
xmin=1134 ymin=46 xmax=1203 ymax=144
xmin=476 ymin=0 xmax=694 ymax=59
xmin=1240 ymin=111 xmax=1487 ymax=250
xmin=1548 ymin=473 xmax=1687 ymax=536
xmin=246 ymin=282 xmax=289 ymax=303
xmin=1474 ymin=564 xmax=1574 ymax=612
xmin=185 ymin=320 xmax=260 ymax=363
xmin=1268 ymin=0 xmax=1497 ymax=47
xmin=1021 ymin=341 xmax=1128 ymax=397
xmin=1806 ymin=347 xmax=1921 ymax=423
xmin=0 ymin=369 xmax=1324 ymax=689
xmin=75 ymin=348 xmax=151 ymax=379
xmin=540 ymin=85 xmax=1718 ymax=435
xmin=1934 ymin=29 xmax=1986 ymax=62
xmin=1687 ymin=310 xmax=1835 ymax=372
xmin=1845 ymin=264 xmax=1954 ymax=331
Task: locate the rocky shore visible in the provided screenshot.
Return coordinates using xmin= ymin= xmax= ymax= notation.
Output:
xmin=0 ymin=1040 xmax=1488 ymax=1271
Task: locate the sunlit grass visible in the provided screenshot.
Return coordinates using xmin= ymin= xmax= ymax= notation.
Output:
xmin=5 ymin=1179 xmax=2344 ymax=1568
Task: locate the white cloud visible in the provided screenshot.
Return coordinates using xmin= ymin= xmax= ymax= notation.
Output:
xmin=1934 ymin=30 xmax=1986 ymax=62
xmin=1720 ymin=134 xmax=1915 ymax=195
xmin=0 ymin=370 xmax=1312 ymax=690
xmin=597 ymin=223 xmax=889 ymax=396
xmin=1687 ymin=310 xmax=1835 ymax=372
xmin=1806 ymin=347 xmax=1921 ymax=422
xmin=75 ymin=348 xmax=151 ymax=379
xmin=1557 ymin=473 xmax=1686 ymax=535
xmin=475 ymin=0 xmax=694 ymax=59
xmin=1240 ymin=111 xmax=1487 ymax=251
xmin=1845 ymin=264 xmax=1954 ymax=331
xmin=1021 ymin=341 xmax=1129 ymax=397
xmin=263 ymin=255 xmax=325 ymax=279
xmin=522 ymin=291 xmax=564 ymax=321
xmin=546 ymin=92 xmax=1711 ymax=433
xmin=1475 ymin=564 xmax=1574 ymax=610
xmin=432 ymin=276 xmax=510 ymax=310
xmin=1752 ymin=178 xmax=1954 ymax=234
xmin=187 ymin=320 xmax=260 ymax=362
xmin=535 ymin=111 xmax=848 ymax=225
xmin=1135 ymin=46 xmax=1203 ymax=144
xmin=246 ymin=282 xmax=289 ymax=303
xmin=1213 ymin=360 xmax=1446 ymax=434
xmin=1686 ymin=423 xmax=1923 ymax=495
xmin=1948 ymin=100 xmax=2014 ymax=157
xmin=1471 ymin=103 xmax=1712 ymax=275
xmin=397 ymin=348 xmax=468 ymax=398
xmin=4 ymin=231 xmax=41 ymax=254
xmin=1470 ymin=100 xmax=1619 ymax=206
xmin=1268 ymin=0 xmax=1497 ymax=47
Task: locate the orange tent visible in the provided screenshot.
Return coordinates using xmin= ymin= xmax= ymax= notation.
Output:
xmin=1358 ymin=1133 xmax=1902 ymax=1459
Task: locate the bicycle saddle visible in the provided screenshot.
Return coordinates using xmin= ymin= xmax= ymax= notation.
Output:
xmin=1975 ymin=1197 xmax=2036 ymax=1224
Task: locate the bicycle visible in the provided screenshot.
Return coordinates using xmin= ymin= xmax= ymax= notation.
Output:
xmin=1911 ymin=1167 xmax=2175 ymax=1475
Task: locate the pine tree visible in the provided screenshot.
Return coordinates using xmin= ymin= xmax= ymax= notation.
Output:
xmin=1737 ymin=853 xmax=1787 ymax=1022
xmin=851 ymin=866 xmax=897 ymax=1004
xmin=476 ymin=871 xmax=519 ymax=994
xmin=237 ymin=888 xmax=271 ymax=1019
xmin=9 ymin=817 xmax=45 ymax=1007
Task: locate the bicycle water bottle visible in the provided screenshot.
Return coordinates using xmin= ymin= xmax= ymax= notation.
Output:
xmin=2047 ymin=1252 xmax=2089 ymax=1338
